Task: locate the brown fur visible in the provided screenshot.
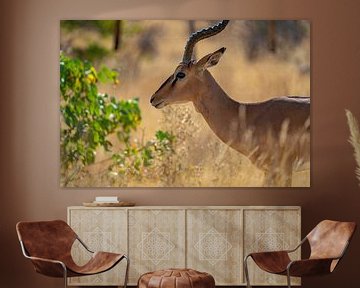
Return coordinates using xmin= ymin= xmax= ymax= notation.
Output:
xmin=150 ymin=48 xmax=310 ymax=186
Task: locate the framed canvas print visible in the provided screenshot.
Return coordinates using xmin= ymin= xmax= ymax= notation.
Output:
xmin=60 ymin=20 xmax=310 ymax=187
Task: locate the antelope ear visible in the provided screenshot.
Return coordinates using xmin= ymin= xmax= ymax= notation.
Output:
xmin=196 ymin=47 xmax=226 ymax=71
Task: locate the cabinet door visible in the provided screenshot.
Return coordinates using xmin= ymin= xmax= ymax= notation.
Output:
xmin=128 ymin=209 xmax=186 ymax=284
xmin=187 ymin=209 xmax=243 ymax=285
xmin=68 ymin=208 xmax=127 ymax=286
xmin=243 ymin=209 xmax=301 ymax=286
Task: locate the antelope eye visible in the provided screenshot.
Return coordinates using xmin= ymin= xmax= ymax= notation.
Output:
xmin=176 ymin=72 xmax=186 ymax=79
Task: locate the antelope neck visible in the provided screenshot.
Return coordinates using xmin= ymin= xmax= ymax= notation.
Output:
xmin=192 ymin=71 xmax=248 ymax=154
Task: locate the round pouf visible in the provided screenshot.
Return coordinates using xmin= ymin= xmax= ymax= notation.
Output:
xmin=138 ymin=268 xmax=215 ymax=288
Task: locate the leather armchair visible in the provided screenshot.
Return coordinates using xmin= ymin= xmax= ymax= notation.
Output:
xmin=244 ymin=220 xmax=356 ymax=288
xmin=16 ymin=220 xmax=129 ymax=288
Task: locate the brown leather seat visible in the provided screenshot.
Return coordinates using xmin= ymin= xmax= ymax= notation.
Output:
xmin=16 ymin=220 xmax=129 ymax=288
xmin=244 ymin=220 xmax=356 ymax=288
xmin=138 ymin=268 xmax=215 ymax=288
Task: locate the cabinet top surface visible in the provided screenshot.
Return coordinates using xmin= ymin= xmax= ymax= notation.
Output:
xmin=68 ymin=205 xmax=301 ymax=210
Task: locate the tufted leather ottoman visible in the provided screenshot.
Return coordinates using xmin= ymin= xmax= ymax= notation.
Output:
xmin=138 ymin=268 xmax=215 ymax=288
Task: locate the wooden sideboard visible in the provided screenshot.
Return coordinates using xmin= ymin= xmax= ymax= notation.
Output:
xmin=67 ymin=206 xmax=301 ymax=286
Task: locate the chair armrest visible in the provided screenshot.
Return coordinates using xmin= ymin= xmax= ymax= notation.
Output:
xmin=76 ymin=236 xmax=94 ymax=253
xmin=285 ymin=237 xmax=307 ymax=253
xmin=246 ymin=237 xmax=305 ymax=259
xmin=25 ymin=255 xmax=65 ymax=266
xmin=19 ymin=240 xmax=67 ymax=277
xmin=246 ymin=251 xmax=291 ymax=274
xmin=25 ymin=255 xmax=67 ymax=278
xmin=287 ymin=258 xmax=335 ymax=277
xmin=247 ymin=250 xmax=290 ymax=258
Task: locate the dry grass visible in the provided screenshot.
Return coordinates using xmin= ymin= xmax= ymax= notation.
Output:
xmin=346 ymin=110 xmax=360 ymax=186
xmin=61 ymin=20 xmax=310 ymax=187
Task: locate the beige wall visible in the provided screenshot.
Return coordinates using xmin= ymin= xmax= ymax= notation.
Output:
xmin=1 ymin=0 xmax=360 ymax=287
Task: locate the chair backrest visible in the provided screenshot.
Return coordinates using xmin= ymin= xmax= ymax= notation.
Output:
xmin=16 ymin=220 xmax=77 ymax=261
xmin=307 ymin=220 xmax=356 ymax=261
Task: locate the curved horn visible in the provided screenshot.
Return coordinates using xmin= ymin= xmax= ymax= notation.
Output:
xmin=182 ymin=20 xmax=230 ymax=64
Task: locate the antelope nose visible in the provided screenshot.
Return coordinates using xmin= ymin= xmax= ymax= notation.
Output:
xmin=150 ymin=95 xmax=155 ymax=104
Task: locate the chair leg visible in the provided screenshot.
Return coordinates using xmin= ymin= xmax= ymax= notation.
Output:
xmin=286 ymin=269 xmax=291 ymax=288
xmin=244 ymin=255 xmax=252 ymax=288
xmin=123 ymin=255 xmax=130 ymax=288
xmin=62 ymin=264 xmax=68 ymax=288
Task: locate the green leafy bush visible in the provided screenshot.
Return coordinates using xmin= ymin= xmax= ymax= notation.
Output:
xmin=111 ymin=130 xmax=175 ymax=175
xmin=61 ymin=20 xmax=143 ymax=37
xmin=72 ymin=43 xmax=110 ymax=63
xmin=60 ymin=53 xmax=174 ymax=186
xmin=61 ymin=20 xmax=116 ymax=36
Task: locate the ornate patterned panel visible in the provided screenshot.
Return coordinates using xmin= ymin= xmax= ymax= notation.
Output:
xmin=68 ymin=206 xmax=300 ymax=286
xmin=187 ymin=209 xmax=243 ymax=285
xmin=244 ymin=209 xmax=301 ymax=286
xmin=68 ymin=208 xmax=127 ymax=286
xmin=128 ymin=209 xmax=186 ymax=284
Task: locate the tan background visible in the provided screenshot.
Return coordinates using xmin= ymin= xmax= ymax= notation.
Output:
xmin=0 ymin=0 xmax=360 ymax=287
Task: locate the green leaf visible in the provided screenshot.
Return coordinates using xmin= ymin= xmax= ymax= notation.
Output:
xmin=60 ymin=52 xmax=175 ymax=182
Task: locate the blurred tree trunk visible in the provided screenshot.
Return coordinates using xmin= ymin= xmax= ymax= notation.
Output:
xmin=113 ymin=20 xmax=122 ymax=51
xmin=188 ymin=20 xmax=196 ymax=34
xmin=267 ymin=20 xmax=276 ymax=53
